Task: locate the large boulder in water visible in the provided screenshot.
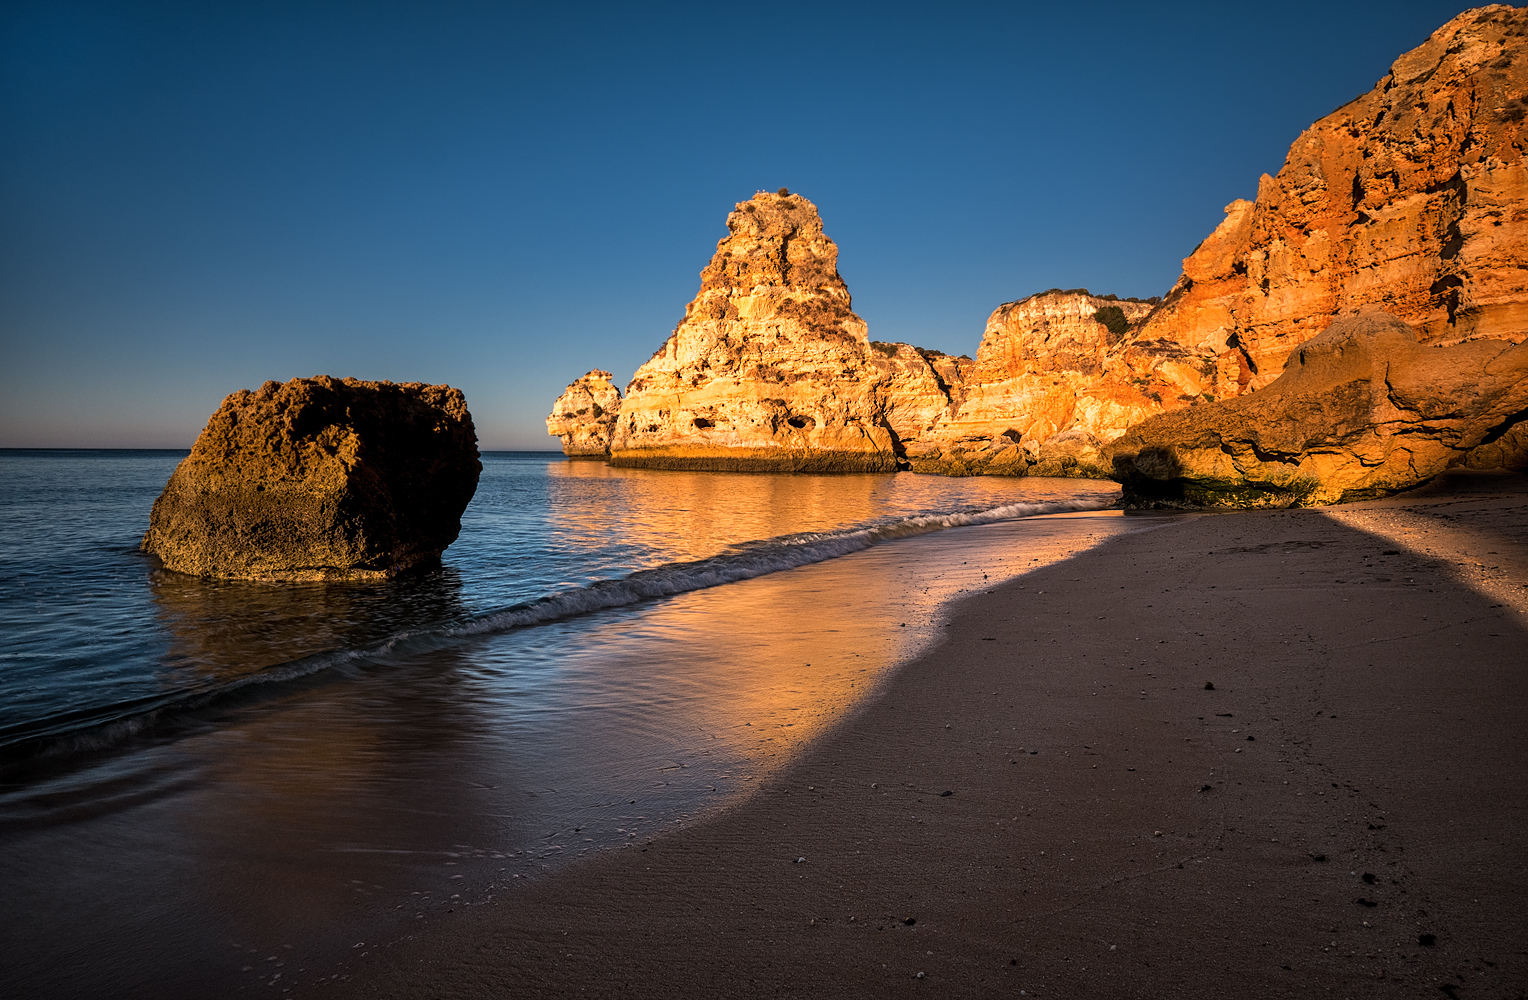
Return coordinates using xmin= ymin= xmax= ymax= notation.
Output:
xmin=1107 ymin=312 xmax=1528 ymax=508
xmin=142 ymin=376 xmax=482 ymax=580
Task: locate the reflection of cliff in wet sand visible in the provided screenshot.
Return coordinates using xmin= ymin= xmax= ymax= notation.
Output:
xmin=541 ymin=459 xmax=1116 ymax=568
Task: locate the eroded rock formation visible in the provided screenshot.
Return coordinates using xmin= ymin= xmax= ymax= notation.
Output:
xmin=142 ymin=376 xmax=481 ymax=580
xmin=903 ymin=5 xmax=1528 ymax=476
xmin=1121 ymin=5 xmax=1528 ymax=409
xmin=1108 ymin=312 xmax=1528 ymax=507
xmin=546 ymin=370 xmax=622 ymax=457
xmin=866 ymin=341 xmax=973 ymax=465
xmin=608 ymin=190 xmax=898 ymax=472
xmin=549 ymin=7 xmax=1528 ymax=486
xmin=906 ymin=292 xmax=1156 ymax=476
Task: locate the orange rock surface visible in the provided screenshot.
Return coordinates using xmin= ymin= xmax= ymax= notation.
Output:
xmin=608 ymin=191 xmax=898 ymax=472
xmin=1109 ymin=312 xmax=1528 ymax=507
xmin=1124 ymin=5 xmax=1528 ymax=408
xmin=546 ymin=370 xmax=622 ymax=458
xmin=550 ymin=7 xmax=1528 ymax=485
xmin=143 ymin=377 xmax=481 ymax=579
xmin=909 ymin=292 xmax=1156 ymax=476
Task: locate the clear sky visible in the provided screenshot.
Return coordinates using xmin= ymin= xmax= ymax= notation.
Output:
xmin=0 ymin=0 xmax=1479 ymax=449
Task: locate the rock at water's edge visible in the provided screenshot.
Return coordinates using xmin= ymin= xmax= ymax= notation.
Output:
xmin=546 ymin=370 xmax=622 ymax=457
xmin=142 ymin=376 xmax=482 ymax=580
xmin=542 ymin=7 xmax=1528 ymax=483
xmin=1108 ymin=312 xmax=1528 ymax=508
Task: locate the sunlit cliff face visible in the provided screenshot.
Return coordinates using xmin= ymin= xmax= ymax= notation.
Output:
xmin=1127 ymin=6 xmax=1528 ymax=402
xmin=609 ymin=191 xmax=898 ymax=472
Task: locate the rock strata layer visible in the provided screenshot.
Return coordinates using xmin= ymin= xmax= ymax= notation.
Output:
xmin=142 ymin=376 xmax=481 ymax=580
xmin=546 ymin=370 xmax=622 ymax=457
xmin=608 ymin=191 xmax=898 ymax=472
xmin=1108 ymin=312 xmax=1528 ymax=507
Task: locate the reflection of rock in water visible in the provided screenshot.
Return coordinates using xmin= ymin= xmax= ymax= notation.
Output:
xmin=544 ymin=463 xmax=888 ymax=567
xmin=149 ymin=565 xmax=472 ymax=689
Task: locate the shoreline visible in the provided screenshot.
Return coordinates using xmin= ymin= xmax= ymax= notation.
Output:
xmin=320 ymin=471 xmax=1528 ymax=998
xmin=1 ymin=485 xmax=1145 ymax=1000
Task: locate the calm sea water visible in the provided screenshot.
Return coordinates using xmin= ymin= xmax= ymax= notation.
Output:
xmin=0 ymin=449 xmax=1149 ymax=998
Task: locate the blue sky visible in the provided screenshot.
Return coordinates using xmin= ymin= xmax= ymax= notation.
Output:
xmin=1 ymin=0 xmax=1476 ymax=448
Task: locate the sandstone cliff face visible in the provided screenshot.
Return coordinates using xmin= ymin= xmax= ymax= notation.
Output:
xmin=609 ymin=191 xmax=898 ymax=472
xmin=905 ymin=293 xmax=1155 ymax=476
xmin=1124 ymin=5 xmax=1528 ymax=408
xmin=550 ymin=8 xmax=1528 ymax=486
xmin=1108 ymin=312 xmax=1528 ymax=508
xmin=142 ymin=377 xmax=481 ymax=580
xmin=866 ymin=342 xmax=972 ymax=463
xmin=546 ymin=370 xmax=622 ymax=458
xmin=907 ymin=5 xmax=1528 ymax=476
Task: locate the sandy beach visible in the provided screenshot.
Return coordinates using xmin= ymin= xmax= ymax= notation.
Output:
xmin=314 ymin=471 xmax=1528 ymax=999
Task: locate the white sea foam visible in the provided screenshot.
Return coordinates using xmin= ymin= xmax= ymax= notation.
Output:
xmin=452 ymin=497 xmax=1111 ymax=636
xmin=0 ymin=495 xmax=1110 ymax=758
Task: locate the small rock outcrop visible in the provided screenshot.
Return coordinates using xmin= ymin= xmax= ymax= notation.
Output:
xmin=546 ymin=370 xmax=622 ymax=457
xmin=608 ymin=190 xmax=898 ymax=472
xmin=908 ymin=292 xmax=1156 ymax=476
xmin=1108 ymin=312 xmax=1528 ymax=507
xmin=142 ymin=376 xmax=481 ymax=580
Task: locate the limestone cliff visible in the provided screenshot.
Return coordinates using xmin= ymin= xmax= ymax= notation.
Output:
xmin=1108 ymin=312 xmax=1528 ymax=507
xmin=547 ymin=370 xmax=622 ymax=458
xmin=866 ymin=341 xmax=973 ymax=465
xmin=908 ymin=292 xmax=1156 ymax=477
xmin=608 ymin=190 xmax=898 ymax=472
xmin=548 ymin=7 xmax=1528 ymax=485
xmin=1123 ymin=5 xmax=1528 ymax=406
xmin=143 ymin=377 xmax=481 ymax=580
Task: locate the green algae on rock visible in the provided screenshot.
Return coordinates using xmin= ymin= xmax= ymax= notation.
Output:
xmin=142 ymin=376 xmax=481 ymax=580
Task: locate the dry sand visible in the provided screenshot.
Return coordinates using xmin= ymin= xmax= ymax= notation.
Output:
xmin=324 ymin=471 xmax=1528 ymax=999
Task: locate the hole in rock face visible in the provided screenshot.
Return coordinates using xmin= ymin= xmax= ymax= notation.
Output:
xmin=692 ymin=418 xmax=714 ymax=429
xmin=786 ymin=416 xmax=813 ymax=430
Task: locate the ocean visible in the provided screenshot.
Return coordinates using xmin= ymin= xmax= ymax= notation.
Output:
xmin=0 ymin=449 xmax=1151 ymax=996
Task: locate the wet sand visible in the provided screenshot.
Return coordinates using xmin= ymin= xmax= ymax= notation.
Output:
xmin=319 ymin=472 xmax=1528 ymax=998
